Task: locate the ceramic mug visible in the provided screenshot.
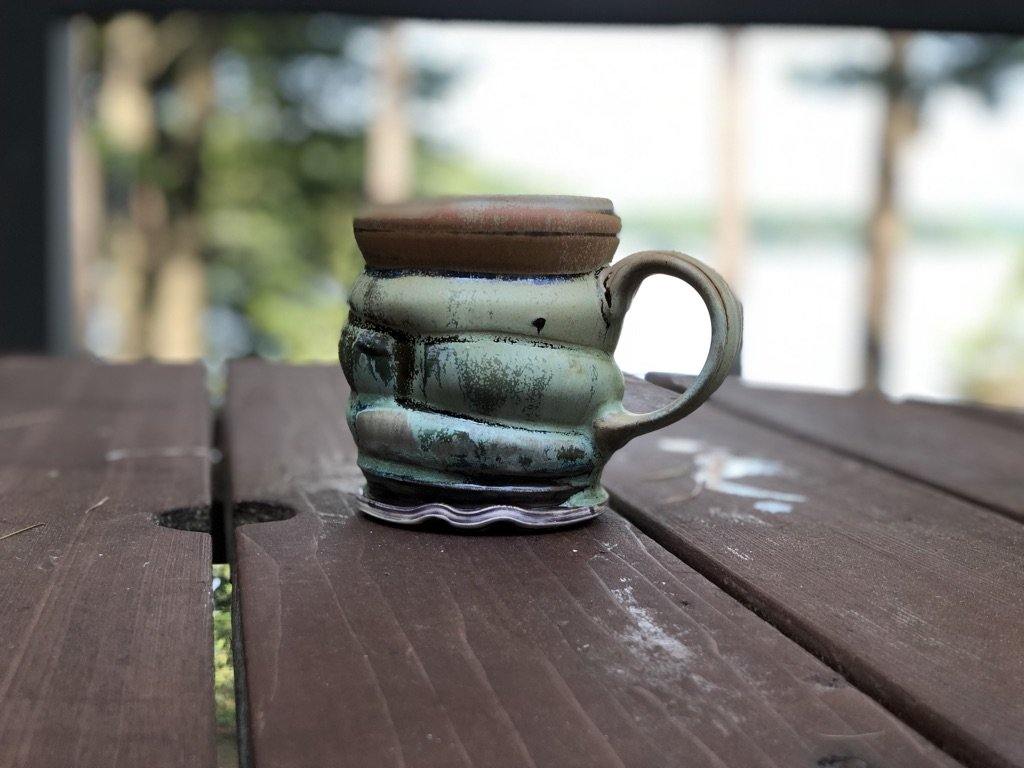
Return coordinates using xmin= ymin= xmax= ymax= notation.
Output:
xmin=339 ymin=195 xmax=742 ymax=527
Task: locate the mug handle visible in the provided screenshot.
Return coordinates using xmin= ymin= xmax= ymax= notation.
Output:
xmin=593 ymin=250 xmax=743 ymax=452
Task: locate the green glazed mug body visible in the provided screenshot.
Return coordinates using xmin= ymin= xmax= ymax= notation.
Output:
xmin=339 ymin=264 xmax=741 ymax=524
xmin=341 ymin=268 xmax=625 ymax=511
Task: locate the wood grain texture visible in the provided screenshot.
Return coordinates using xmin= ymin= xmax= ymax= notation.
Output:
xmin=227 ymin=360 xmax=958 ymax=768
xmin=606 ymin=377 xmax=1024 ymax=768
xmin=906 ymin=397 xmax=1024 ymax=433
xmin=0 ymin=357 xmax=215 ymax=768
xmin=648 ymin=372 xmax=1024 ymax=522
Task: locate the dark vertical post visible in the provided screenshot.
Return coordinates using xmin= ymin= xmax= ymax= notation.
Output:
xmin=0 ymin=8 xmax=50 ymax=351
xmin=0 ymin=8 xmax=71 ymax=353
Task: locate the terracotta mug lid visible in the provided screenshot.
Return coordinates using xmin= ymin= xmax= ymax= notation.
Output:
xmin=354 ymin=195 xmax=622 ymax=275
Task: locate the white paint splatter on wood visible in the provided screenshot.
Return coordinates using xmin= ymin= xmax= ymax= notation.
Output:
xmin=657 ymin=437 xmax=807 ymax=514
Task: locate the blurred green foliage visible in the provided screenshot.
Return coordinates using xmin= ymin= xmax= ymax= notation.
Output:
xmin=89 ymin=14 xmax=454 ymax=362
xmin=794 ymin=34 xmax=1024 ymax=114
xmin=211 ymin=564 xmax=236 ymax=765
xmin=200 ymin=17 xmax=368 ymax=361
xmin=202 ymin=16 xmax=454 ymax=361
xmin=212 ymin=564 xmax=234 ymax=729
xmin=956 ymin=255 xmax=1024 ymax=406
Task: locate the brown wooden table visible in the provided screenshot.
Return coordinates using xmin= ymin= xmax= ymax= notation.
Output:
xmin=2 ymin=357 xmax=1022 ymax=768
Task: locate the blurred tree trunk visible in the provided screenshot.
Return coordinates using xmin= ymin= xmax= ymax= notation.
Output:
xmin=97 ymin=14 xmax=211 ymax=361
xmin=149 ymin=222 xmax=205 ymax=360
xmin=365 ymin=22 xmax=413 ymax=204
xmin=146 ymin=28 xmax=214 ymax=361
xmin=716 ymin=27 xmax=746 ymax=295
xmin=864 ymin=32 xmax=915 ymax=390
xmin=716 ymin=27 xmax=746 ymax=376
xmin=108 ymin=218 xmax=148 ymax=359
xmin=99 ymin=15 xmax=157 ymax=359
xmin=69 ymin=19 xmax=102 ymax=350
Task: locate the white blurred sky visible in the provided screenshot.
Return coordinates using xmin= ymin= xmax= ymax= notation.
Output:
xmin=402 ymin=24 xmax=1024 ymax=398
xmin=407 ymin=24 xmax=1024 ymax=214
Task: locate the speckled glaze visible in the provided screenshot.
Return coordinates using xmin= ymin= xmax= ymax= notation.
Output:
xmin=339 ymin=196 xmax=742 ymax=527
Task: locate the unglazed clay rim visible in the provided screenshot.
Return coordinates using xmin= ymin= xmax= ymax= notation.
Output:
xmin=354 ymin=195 xmax=621 ymax=236
xmin=357 ymin=489 xmax=604 ymax=529
xmin=353 ymin=195 xmax=623 ymax=275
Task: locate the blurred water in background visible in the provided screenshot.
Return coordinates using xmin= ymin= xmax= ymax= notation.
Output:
xmin=613 ymin=238 xmax=1017 ymax=399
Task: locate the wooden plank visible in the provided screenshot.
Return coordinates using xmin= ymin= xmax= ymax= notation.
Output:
xmin=648 ymin=372 xmax=1024 ymax=523
xmin=605 ymin=377 xmax=1024 ymax=768
xmin=0 ymin=357 xmax=216 ymax=768
xmin=906 ymin=397 xmax=1024 ymax=433
xmin=227 ymin=360 xmax=959 ymax=768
